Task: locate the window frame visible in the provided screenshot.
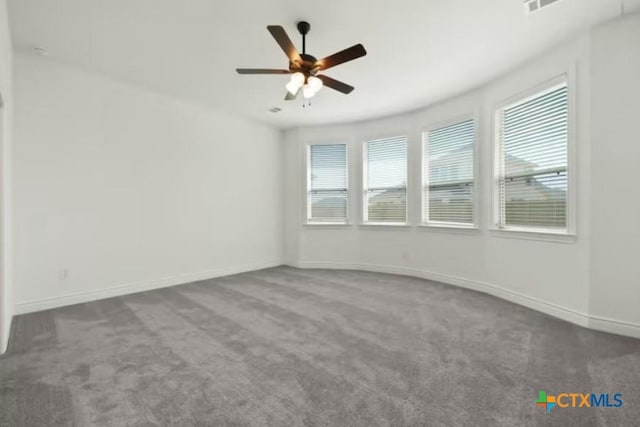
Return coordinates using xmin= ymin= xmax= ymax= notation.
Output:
xmin=492 ymin=73 xmax=576 ymax=237
xmin=362 ymin=134 xmax=409 ymax=226
xmin=305 ymin=142 xmax=350 ymax=225
xmin=421 ymin=113 xmax=479 ymax=230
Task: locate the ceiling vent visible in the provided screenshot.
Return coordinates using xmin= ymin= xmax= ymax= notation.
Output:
xmin=524 ymin=0 xmax=562 ymax=13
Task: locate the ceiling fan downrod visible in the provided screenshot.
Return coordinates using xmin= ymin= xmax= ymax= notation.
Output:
xmin=297 ymin=21 xmax=310 ymax=55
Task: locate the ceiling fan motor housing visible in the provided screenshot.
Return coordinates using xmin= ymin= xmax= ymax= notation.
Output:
xmin=290 ymin=53 xmax=320 ymax=77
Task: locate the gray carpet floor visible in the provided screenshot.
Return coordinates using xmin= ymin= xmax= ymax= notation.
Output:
xmin=1 ymin=266 xmax=639 ymax=426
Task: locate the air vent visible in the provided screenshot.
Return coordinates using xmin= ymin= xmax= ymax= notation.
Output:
xmin=34 ymin=47 xmax=49 ymax=56
xmin=524 ymin=0 xmax=562 ymax=13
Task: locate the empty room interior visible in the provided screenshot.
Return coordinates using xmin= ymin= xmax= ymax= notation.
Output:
xmin=1 ymin=0 xmax=640 ymax=425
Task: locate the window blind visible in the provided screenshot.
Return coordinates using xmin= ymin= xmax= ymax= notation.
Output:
xmin=308 ymin=144 xmax=348 ymax=222
xmin=424 ymin=119 xmax=475 ymax=225
xmin=497 ymin=83 xmax=568 ymax=230
xmin=365 ymin=136 xmax=407 ymax=223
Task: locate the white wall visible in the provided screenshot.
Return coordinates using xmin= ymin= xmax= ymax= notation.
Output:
xmin=12 ymin=54 xmax=283 ymax=313
xmin=0 ymin=0 xmax=14 ymax=354
xmin=284 ymin=14 xmax=640 ymax=338
xmin=7 ymin=10 xmax=639 ymax=346
xmin=589 ymin=13 xmax=640 ymax=332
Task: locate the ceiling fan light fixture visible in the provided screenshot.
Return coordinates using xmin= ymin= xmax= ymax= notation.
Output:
xmin=286 ymin=80 xmax=300 ymax=95
xmin=286 ymin=72 xmax=305 ymax=95
xmin=302 ymin=83 xmax=316 ymax=99
xmin=307 ymin=75 xmax=323 ymax=93
xmin=290 ymin=72 xmax=305 ymax=87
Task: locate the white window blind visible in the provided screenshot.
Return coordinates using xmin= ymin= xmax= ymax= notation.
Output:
xmin=424 ymin=119 xmax=475 ymax=225
xmin=497 ymin=82 xmax=569 ymax=230
xmin=365 ymin=136 xmax=408 ymax=223
xmin=308 ymin=144 xmax=348 ymax=223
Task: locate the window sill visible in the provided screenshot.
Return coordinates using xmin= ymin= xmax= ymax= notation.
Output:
xmin=489 ymin=228 xmax=577 ymax=243
xmin=417 ymin=224 xmax=480 ymax=234
xmin=359 ymin=223 xmax=412 ymax=230
xmin=303 ymin=222 xmax=352 ymax=229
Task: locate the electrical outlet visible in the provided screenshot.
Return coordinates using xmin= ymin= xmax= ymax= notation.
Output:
xmin=59 ymin=269 xmax=69 ymax=280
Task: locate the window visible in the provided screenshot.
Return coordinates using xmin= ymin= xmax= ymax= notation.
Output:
xmin=364 ymin=136 xmax=408 ymax=223
xmin=307 ymin=144 xmax=348 ymax=223
xmin=423 ymin=118 xmax=475 ymax=226
xmin=495 ymin=80 xmax=569 ymax=232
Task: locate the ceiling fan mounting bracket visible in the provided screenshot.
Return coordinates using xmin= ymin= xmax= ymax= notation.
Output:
xmin=297 ymin=21 xmax=310 ymax=36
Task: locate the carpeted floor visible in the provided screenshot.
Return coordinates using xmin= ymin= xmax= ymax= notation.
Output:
xmin=1 ymin=266 xmax=639 ymax=426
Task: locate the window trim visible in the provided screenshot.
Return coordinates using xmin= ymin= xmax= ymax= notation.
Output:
xmin=362 ymin=134 xmax=409 ymax=226
xmin=304 ymin=142 xmax=350 ymax=225
xmin=421 ymin=112 xmax=479 ymax=230
xmin=491 ymin=72 xmax=576 ymax=237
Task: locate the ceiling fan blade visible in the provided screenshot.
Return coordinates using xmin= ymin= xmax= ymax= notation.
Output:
xmin=316 ymin=44 xmax=367 ymax=71
xmin=317 ymin=75 xmax=354 ymax=94
xmin=236 ymin=68 xmax=291 ymax=74
xmin=267 ymin=25 xmax=302 ymax=65
xmin=285 ymin=89 xmax=299 ymax=101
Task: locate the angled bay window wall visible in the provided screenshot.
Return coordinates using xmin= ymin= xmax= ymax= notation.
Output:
xmin=301 ymin=74 xmax=574 ymax=239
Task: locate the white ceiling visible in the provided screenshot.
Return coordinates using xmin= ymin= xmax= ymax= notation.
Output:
xmin=8 ymin=0 xmax=639 ymax=129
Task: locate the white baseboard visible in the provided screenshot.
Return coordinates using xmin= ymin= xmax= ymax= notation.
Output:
xmin=1 ymin=301 xmax=13 ymax=355
xmin=587 ymin=315 xmax=640 ymax=339
xmin=1 ymin=313 xmax=10 ymax=355
xmin=14 ymin=260 xmax=282 ymax=315
xmin=291 ymin=260 xmax=640 ymax=340
xmin=11 ymin=259 xmax=640 ymax=341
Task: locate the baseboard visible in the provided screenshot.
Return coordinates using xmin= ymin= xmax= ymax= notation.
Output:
xmin=291 ymin=260 xmax=640 ymax=340
xmin=1 ymin=302 xmax=12 ymax=355
xmin=14 ymin=260 xmax=283 ymax=315
xmin=587 ymin=315 xmax=640 ymax=339
xmin=0 ymin=314 xmax=10 ymax=355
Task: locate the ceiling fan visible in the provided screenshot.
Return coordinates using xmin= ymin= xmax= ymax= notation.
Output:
xmin=236 ymin=21 xmax=367 ymax=101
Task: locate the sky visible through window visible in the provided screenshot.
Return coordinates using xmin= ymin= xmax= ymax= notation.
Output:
xmin=310 ymin=144 xmax=347 ymax=189
xmin=367 ymin=137 xmax=407 ymax=188
xmin=503 ymin=85 xmax=568 ymax=190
